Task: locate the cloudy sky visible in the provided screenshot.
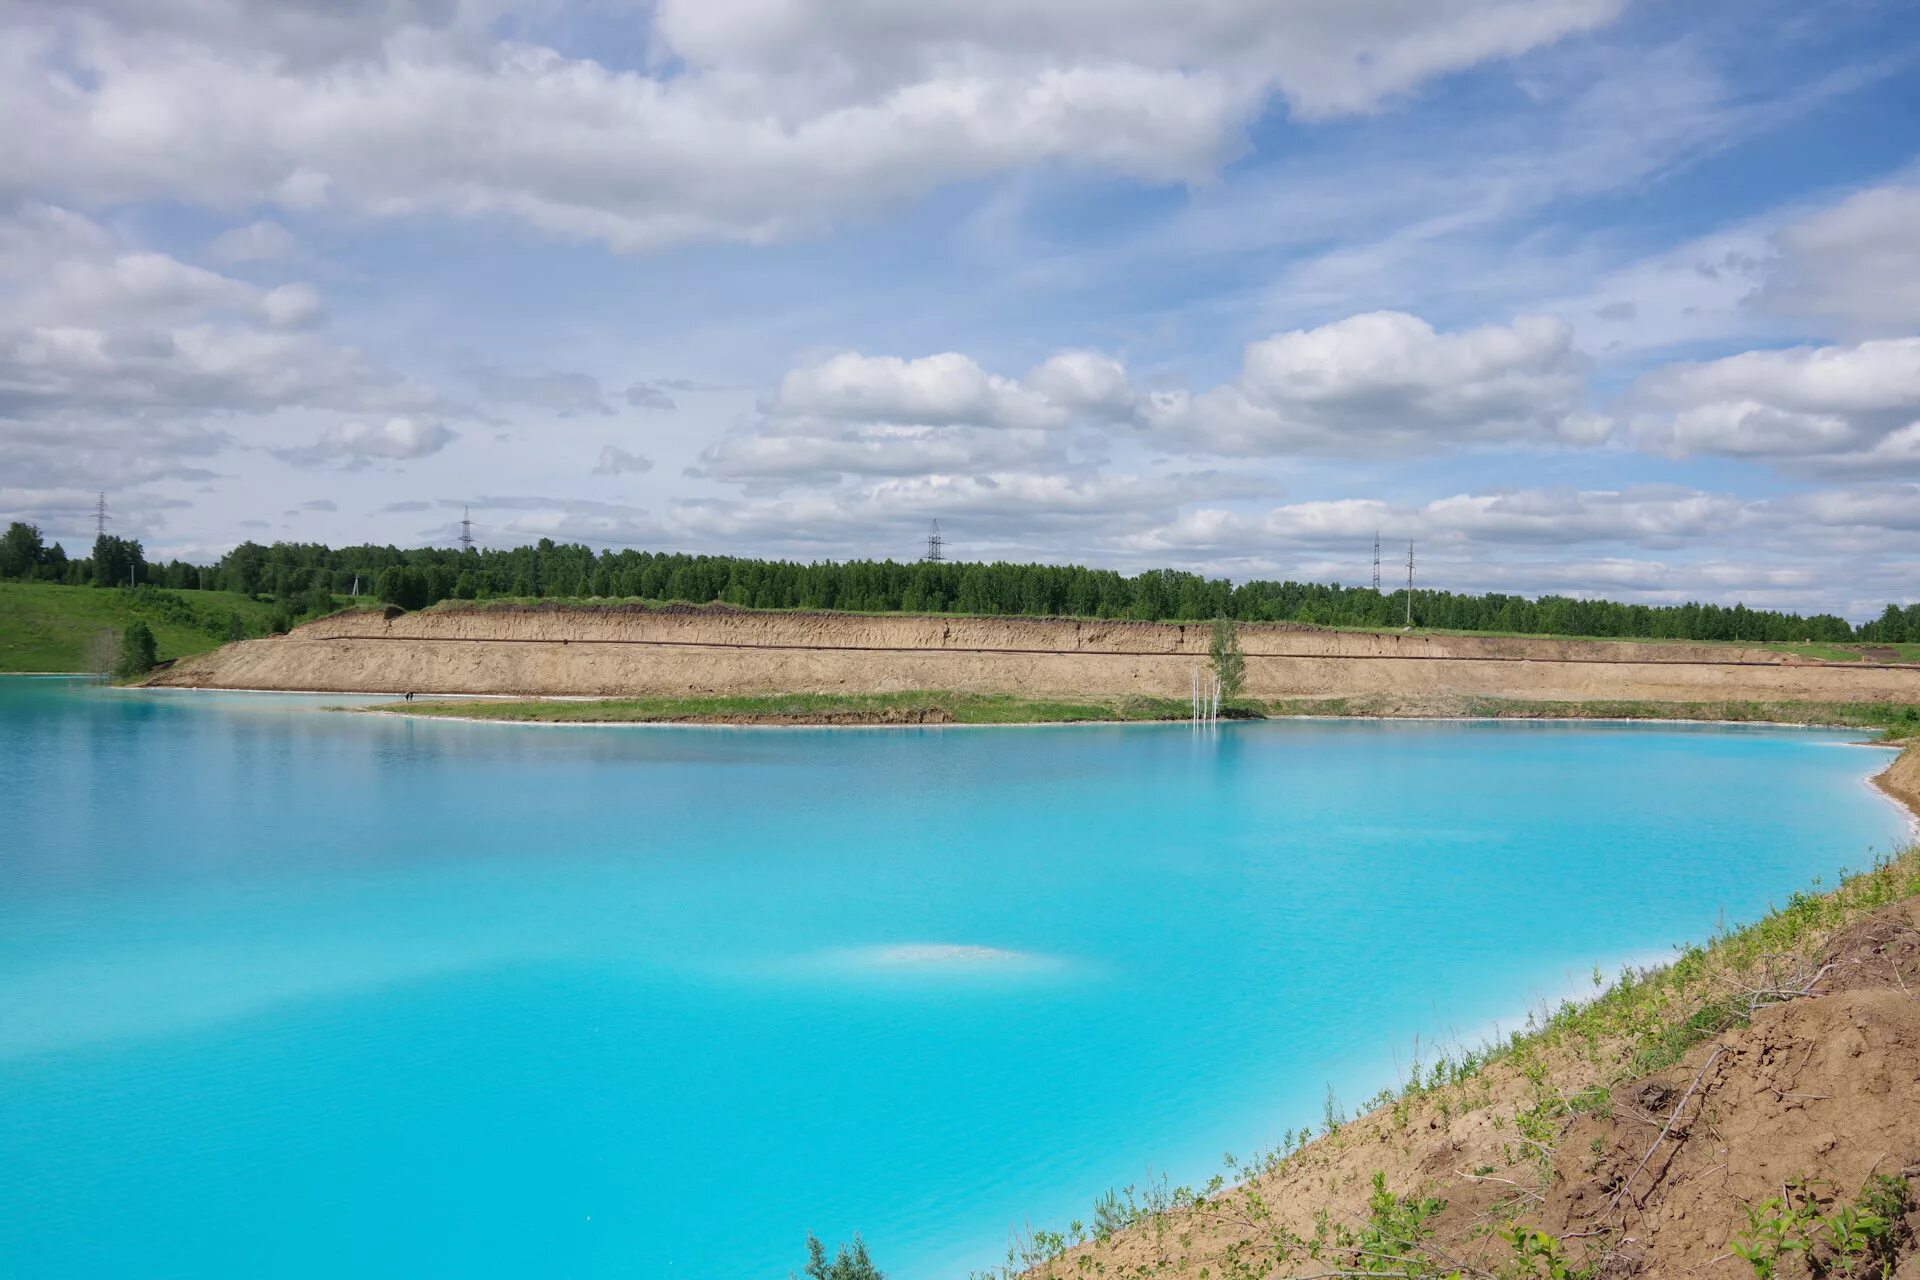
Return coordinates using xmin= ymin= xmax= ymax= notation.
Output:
xmin=3 ymin=0 xmax=1917 ymax=618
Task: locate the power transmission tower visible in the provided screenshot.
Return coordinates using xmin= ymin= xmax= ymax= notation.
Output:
xmin=459 ymin=505 xmax=475 ymax=550
xmin=94 ymin=492 xmax=111 ymax=537
xmin=1405 ymin=541 xmax=1415 ymax=628
xmin=1371 ymin=532 xmax=1381 ymax=592
xmin=923 ymin=519 xmax=944 ymax=563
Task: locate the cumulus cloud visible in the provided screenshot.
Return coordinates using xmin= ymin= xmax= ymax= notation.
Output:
xmin=697 ymin=313 xmax=1616 ymax=486
xmin=0 ymin=204 xmax=434 ymax=429
xmin=691 ymin=349 xmax=1130 ymax=484
xmin=692 ymin=425 xmax=1060 ymax=484
xmin=1781 ymin=482 xmax=1920 ymax=533
xmin=1024 ymin=351 xmax=1135 ymax=419
xmin=261 ymin=282 xmax=323 ymax=329
xmin=1630 ymin=337 xmax=1920 ymax=476
xmin=273 ymin=416 xmax=455 ymax=467
xmin=1144 ymin=312 xmax=1607 ymax=455
xmin=1755 ymin=184 xmax=1920 ymax=333
xmin=591 ymin=445 xmax=654 ymax=476
xmin=3 ymin=0 xmax=1625 ymax=251
xmin=772 ymin=352 xmax=1071 ymax=430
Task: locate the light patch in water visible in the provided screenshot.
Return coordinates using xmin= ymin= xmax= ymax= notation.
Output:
xmin=783 ymin=941 xmax=1073 ymax=983
xmin=861 ymin=943 xmax=1029 ymax=966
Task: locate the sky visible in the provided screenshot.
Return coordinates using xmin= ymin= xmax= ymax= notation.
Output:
xmin=2 ymin=0 xmax=1918 ymax=620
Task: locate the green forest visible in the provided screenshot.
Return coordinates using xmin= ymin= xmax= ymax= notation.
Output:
xmin=3 ymin=519 xmax=1917 ymax=644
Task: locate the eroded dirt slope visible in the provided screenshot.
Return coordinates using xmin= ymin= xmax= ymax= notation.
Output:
xmin=146 ymin=603 xmax=1920 ymax=703
xmin=1019 ymin=863 xmax=1920 ymax=1280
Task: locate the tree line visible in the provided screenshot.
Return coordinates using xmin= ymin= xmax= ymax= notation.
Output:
xmin=3 ymin=520 xmax=1915 ymax=643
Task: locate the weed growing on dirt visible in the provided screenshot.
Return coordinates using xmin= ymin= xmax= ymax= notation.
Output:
xmin=1732 ymin=1175 xmax=1914 ymax=1279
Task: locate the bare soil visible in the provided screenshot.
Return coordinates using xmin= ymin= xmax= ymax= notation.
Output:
xmin=1018 ymin=762 xmax=1920 ymax=1280
xmin=145 ymin=604 xmax=1920 ymax=705
xmin=1021 ymin=901 xmax=1920 ymax=1279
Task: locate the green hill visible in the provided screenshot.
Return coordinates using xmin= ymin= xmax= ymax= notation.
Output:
xmin=0 ymin=582 xmax=307 ymax=672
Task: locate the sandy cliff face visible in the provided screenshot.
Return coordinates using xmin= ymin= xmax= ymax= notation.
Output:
xmin=146 ymin=603 xmax=1920 ymax=704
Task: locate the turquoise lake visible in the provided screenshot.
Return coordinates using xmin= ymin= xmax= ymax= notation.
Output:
xmin=0 ymin=677 xmax=1910 ymax=1278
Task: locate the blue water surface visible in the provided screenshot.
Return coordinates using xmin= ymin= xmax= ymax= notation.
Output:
xmin=0 ymin=678 xmax=1909 ymax=1278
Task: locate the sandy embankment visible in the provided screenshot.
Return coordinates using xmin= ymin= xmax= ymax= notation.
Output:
xmin=145 ymin=602 xmax=1920 ymax=706
xmin=1877 ymin=741 xmax=1920 ymax=818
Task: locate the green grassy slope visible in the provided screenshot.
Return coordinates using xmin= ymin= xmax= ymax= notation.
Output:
xmin=0 ymin=582 xmax=307 ymax=672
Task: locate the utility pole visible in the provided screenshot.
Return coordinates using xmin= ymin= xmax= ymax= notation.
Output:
xmin=95 ymin=492 xmax=111 ymax=537
xmin=1371 ymin=532 xmax=1381 ymax=593
xmin=459 ymin=506 xmax=475 ymax=550
xmin=923 ymin=519 xmax=944 ymax=563
xmin=1405 ymin=541 xmax=1415 ymax=628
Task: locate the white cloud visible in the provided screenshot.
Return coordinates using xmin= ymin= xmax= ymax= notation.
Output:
xmin=692 ymin=424 xmax=1060 ymax=484
xmin=657 ymin=0 xmax=1625 ymax=122
xmin=591 ymin=445 xmax=653 ymax=476
xmin=261 ymin=282 xmax=323 ymax=329
xmin=697 ymin=313 xmax=1614 ymax=487
xmin=1025 ymin=350 xmax=1135 ymax=419
xmin=1631 ymin=337 xmax=1920 ymax=475
xmin=3 ymin=0 xmax=1625 ymax=251
xmin=208 ymin=219 xmax=298 ymax=264
xmin=1145 ymin=312 xmax=1606 ymax=455
xmin=772 ymin=351 xmax=1069 ymax=430
xmin=273 ymin=416 xmax=454 ymax=467
xmin=1756 ymin=183 xmax=1920 ymax=333
xmin=1783 ymin=482 xmax=1920 ymax=533
xmin=0 ymin=204 xmax=431 ymax=426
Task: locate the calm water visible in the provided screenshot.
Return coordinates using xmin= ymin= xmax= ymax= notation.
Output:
xmin=0 ymin=678 xmax=1908 ymax=1278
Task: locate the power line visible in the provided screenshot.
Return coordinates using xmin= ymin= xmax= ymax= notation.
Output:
xmin=923 ymin=519 xmax=944 ymax=563
xmin=459 ymin=505 xmax=475 ymax=550
xmin=95 ymin=492 xmax=111 ymax=537
xmin=1371 ymin=531 xmax=1380 ymax=593
xmin=1406 ymin=540 xmax=1416 ymax=628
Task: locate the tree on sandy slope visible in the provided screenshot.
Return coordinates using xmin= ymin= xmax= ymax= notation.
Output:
xmin=1210 ymin=615 xmax=1246 ymax=700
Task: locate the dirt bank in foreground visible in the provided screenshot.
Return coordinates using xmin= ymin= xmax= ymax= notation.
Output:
xmin=1014 ymin=815 xmax=1920 ymax=1280
xmin=1879 ymin=744 xmax=1920 ymax=816
xmin=146 ymin=603 xmax=1920 ymax=705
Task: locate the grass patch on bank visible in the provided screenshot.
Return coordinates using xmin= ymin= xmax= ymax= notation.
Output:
xmin=0 ymin=581 xmax=303 ymax=673
xmin=382 ymin=691 xmax=1233 ymax=724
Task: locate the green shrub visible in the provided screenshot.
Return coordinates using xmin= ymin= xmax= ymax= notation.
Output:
xmin=114 ymin=621 xmax=157 ymax=679
xmin=797 ymin=1233 xmax=883 ymax=1280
